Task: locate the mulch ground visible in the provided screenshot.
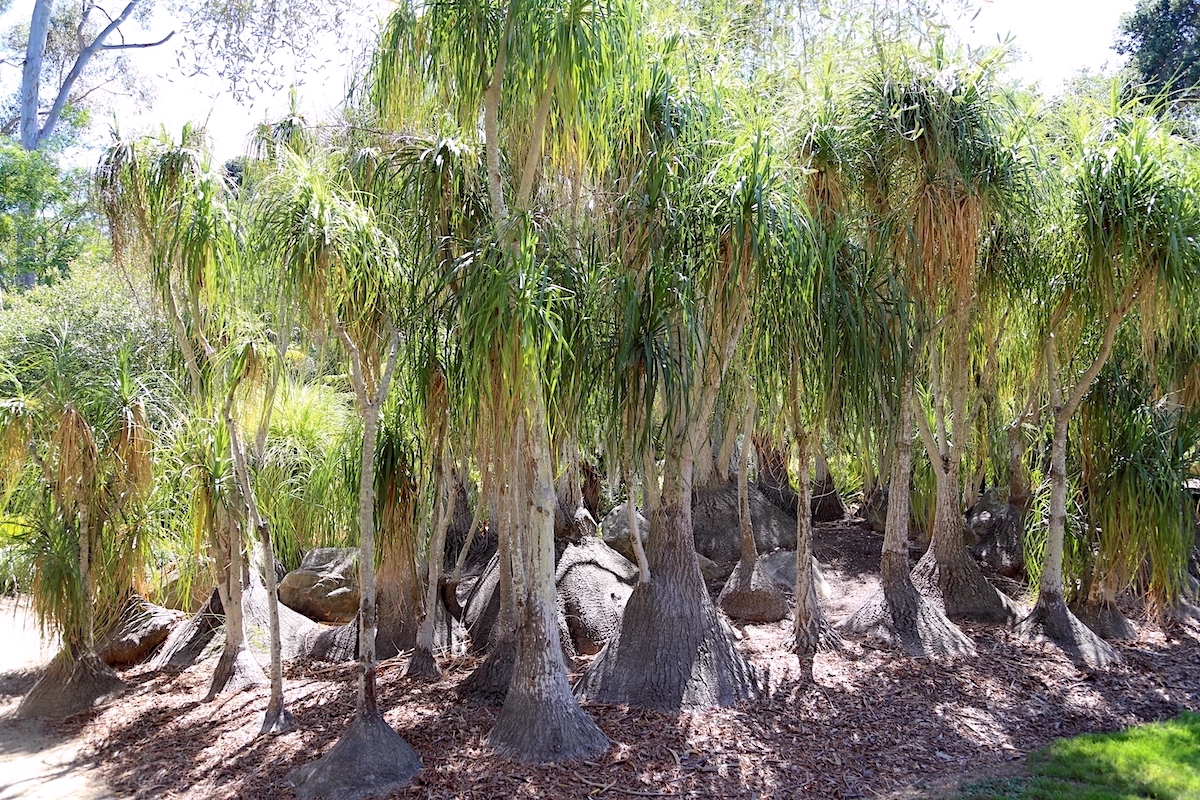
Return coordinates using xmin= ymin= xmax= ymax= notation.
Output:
xmin=42 ymin=521 xmax=1200 ymax=799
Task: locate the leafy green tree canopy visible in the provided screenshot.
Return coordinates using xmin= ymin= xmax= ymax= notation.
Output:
xmin=0 ymin=137 xmax=96 ymax=289
xmin=1116 ymin=0 xmax=1200 ymax=100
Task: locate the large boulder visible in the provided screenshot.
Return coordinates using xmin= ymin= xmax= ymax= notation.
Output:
xmin=278 ymin=548 xmax=359 ymax=624
xmin=463 ymin=537 xmax=637 ymax=657
xmin=756 ymin=549 xmax=832 ymax=599
xmin=692 ymin=482 xmax=796 ymax=565
xmin=556 ymin=538 xmax=637 ymax=655
xmin=968 ymin=490 xmax=1026 ymax=579
xmin=697 ymin=552 xmax=734 ymax=594
xmin=599 ymin=503 xmax=649 ymax=564
xmin=98 ymin=594 xmax=185 ymax=667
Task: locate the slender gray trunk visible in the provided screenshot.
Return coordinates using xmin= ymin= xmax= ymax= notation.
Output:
xmin=19 ymin=0 xmax=53 ymax=150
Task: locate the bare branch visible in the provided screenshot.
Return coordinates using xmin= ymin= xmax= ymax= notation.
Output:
xmin=38 ymin=0 xmax=148 ymax=147
xmin=99 ymin=30 xmax=174 ymax=50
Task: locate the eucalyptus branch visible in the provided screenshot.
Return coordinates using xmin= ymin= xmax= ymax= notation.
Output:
xmin=99 ymin=31 xmax=175 ymax=50
xmin=39 ymin=0 xmax=168 ymax=147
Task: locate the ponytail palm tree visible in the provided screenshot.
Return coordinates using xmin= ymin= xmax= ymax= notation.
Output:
xmin=97 ymin=128 xmax=298 ymax=724
xmin=860 ymin=53 xmax=1022 ymax=624
xmin=367 ymin=0 xmax=641 ymax=761
xmin=255 ymin=154 xmax=422 ymax=797
xmin=1017 ymin=103 xmax=1200 ymax=667
xmin=3 ymin=335 xmax=154 ymax=718
xmin=576 ymin=77 xmax=790 ymax=709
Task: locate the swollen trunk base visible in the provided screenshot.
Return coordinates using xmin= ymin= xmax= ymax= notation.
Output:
xmin=1017 ymin=592 xmax=1119 ymax=669
xmin=911 ymin=547 xmax=1021 ymax=624
xmin=287 ymin=711 xmax=421 ymax=800
xmin=17 ymin=649 xmax=125 ymax=719
xmin=717 ymin=559 xmax=789 ymax=623
xmin=575 ymin=577 xmax=760 ymax=712
xmin=841 ymin=575 xmax=975 ymax=658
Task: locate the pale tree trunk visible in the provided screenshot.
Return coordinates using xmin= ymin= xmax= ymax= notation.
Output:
xmin=285 ymin=328 xmax=422 ymax=793
xmin=627 ymin=471 xmax=650 ymax=584
xmin=792 ymin=432 xmax=841 ymax=677
xmin=223 ymin=395 xmax=293 ymax=733
xmin=80 ymin=508 xmax=96 ymax=652
xmin=713 ymin=402 xmax=742 ymax=484
xmin=737 ymin=395 xmax=757 ymax=567
xmin=205 ymin=508 xmax=266 ymax=701
xmin=842 ymin=368 xmax=974 ymax=657
xmin=340 ymin=325 xmax=401 ymax=716
xmin=449 ymin=459 xmax=490 ymax=589
xmin=489 ymin=377 xmax=608 ymax=762
xmin=19 ymin=0 xmax=172 ymax=150
xmin=717 ymin=392 xmax=788 ymax=624
xmin=19 ymin=0 xmax=53 ymax=150
xmin=409 ymin=444 xmax=453 ymax=678
xmin=554 ymin=433 xmax=589 ymax=539
xmin=1017 ymin=330 xmax=1122 ymax=668
xmin=913 ymin=309 xmax=1018 ymax=623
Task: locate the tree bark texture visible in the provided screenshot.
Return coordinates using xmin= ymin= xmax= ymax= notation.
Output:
xmin=576 ymin=453 xmax=760 ymax=712
xmin=489 ymin=383 xmax=608 ymax=762
xmin=842 ymin=372 xmax=974 ymax=658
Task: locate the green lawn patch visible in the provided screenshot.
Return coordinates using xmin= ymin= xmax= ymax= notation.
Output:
xmin=956 ymin=712 xmax=1200 ymax=799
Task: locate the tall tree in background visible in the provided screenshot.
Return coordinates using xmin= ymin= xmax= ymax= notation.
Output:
xmin=1116 ymin=0 xmax=1200 ymax=102
xmin=8 ymin=0 xmax=372 ymax=150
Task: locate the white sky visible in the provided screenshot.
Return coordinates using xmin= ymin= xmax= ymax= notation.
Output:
xmin=2 ymin=0 xmax=1140 ymax=162
xmin=954 ymin=0 xmax=1134 ymax=90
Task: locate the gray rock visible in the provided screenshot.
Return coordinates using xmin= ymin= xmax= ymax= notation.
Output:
xmin=557 ymin=538 xmax=637 ymax=655
xmin=98 ymin=595 xmax=185 ymax=667
xmin=757 ymin=550 xmax=832 ymax=599
xmin=697 ymin=552 xmax=734 ymax=593
xmin=692 ymin=482 xmax=796 ymax=565
xmin=600 ymin=503 xmax=649 ymax=564
xmin=278 ymin=547 xmax=360 ymax=624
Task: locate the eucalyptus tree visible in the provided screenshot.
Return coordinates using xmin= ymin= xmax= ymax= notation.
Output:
xmin=859 ymin=52 xmax=1023 ymax=624
xmin=251 ymin=153 xmax=421 ymax=796
xmin=1016 ymin=101 xmax=1200 ymax=666
xmin=368 ymin=0 xmax=643 ymax=761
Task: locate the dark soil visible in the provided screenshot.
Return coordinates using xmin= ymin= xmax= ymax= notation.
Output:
xmin=26 ymin=519 xmax=1200 ymax=799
